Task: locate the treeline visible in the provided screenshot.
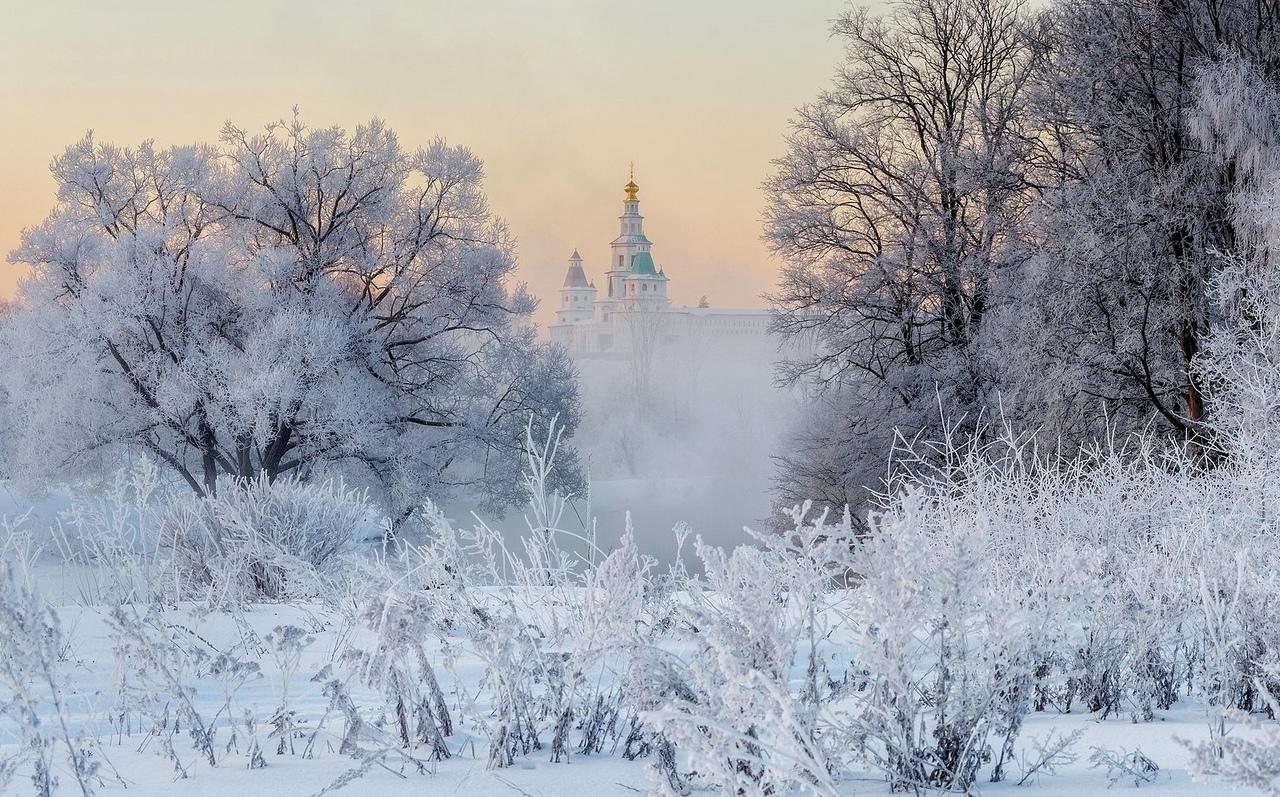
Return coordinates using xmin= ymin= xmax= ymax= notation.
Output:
xmin=767 ymin=0 xmax=1280 ymax=514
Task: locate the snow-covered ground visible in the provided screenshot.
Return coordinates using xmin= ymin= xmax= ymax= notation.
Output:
xmin=2 ymin=596 xmax=1261 ymax=796
xmin=16 ymin=601 xmax=648 ymax=797
xmin=6 ymin=432 xmax=1280 ymax=797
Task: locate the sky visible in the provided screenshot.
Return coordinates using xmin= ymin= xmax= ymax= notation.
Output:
xmin=0 ymin=1 xmax=849 ymax=325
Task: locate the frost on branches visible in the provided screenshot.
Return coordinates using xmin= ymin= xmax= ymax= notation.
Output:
xmin=1 ymin=112 xmax=583 ymax=520
xmin=765 ymin=0 xmax=1280 ymax=518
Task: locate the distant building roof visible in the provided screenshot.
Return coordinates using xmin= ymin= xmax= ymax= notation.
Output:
xmin=563 ymin=258 xmax=591 ymax=288
xmin=629 ymin=251 xmax=666 ymax=277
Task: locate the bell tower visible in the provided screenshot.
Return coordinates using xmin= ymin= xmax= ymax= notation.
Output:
xmin=606 ymin=163 xmax=652 ymax=299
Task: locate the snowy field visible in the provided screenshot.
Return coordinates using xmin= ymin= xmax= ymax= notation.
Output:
xmin=4 ymin=427 xmax=1280 ymax=797
xmin=4 ymin=598 xmax=1263 ymax=796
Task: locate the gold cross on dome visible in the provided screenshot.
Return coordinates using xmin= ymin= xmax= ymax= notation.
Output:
xmin=624 ymin=162 xmax=639 ymax=201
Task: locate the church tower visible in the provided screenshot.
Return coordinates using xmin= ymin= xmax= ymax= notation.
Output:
xmin=605 ymin=165 xmax=653 ymax=302
xmin=556 ymin=249 xmax=596 ymax=324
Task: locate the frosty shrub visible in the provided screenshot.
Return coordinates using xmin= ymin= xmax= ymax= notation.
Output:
xmin=885 ymin=420 xmax=1280 ymax=719
xmin=340 ymin=418 xmax=655 ymax=771
xmin=841 ymin=490 xmax=1026 ymax=790
xmin=648 ymin=524 xmax=840 ymax=796
xmin=54 ymin=461 xmax=377 ymax=607
xmin=53 ymin=460 xmax=171 ymax=607
xmin=160 ymin=473 xmax=378 ymax=603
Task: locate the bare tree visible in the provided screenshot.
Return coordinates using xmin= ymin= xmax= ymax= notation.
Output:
xmin=995 ymin=0 xmax=1280 ymax=451
xmin=765 ymin=0 xmax=1039 ymax=512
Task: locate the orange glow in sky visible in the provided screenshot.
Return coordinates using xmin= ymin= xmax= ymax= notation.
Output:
xmin=0 ymin=1 xmax=847 ymax=323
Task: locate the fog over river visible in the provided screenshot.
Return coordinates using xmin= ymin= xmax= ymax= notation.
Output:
xmin=472 ymin=337 xmax=804 ymax=565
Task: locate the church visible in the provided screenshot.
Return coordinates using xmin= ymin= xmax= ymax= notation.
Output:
xmin=548 ymin=170 xmax=774 ymax=358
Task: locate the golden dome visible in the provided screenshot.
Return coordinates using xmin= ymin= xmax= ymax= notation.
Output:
xmin=624 ymin=162 xmax=639 ymax=201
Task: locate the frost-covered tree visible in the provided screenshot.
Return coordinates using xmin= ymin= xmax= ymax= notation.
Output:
xmin=765 ymin=0 xmax=1039 ymax=513
xmin=990 ymin=0 xmax=1280 ymax=449
xmin=1191 ymin=55 xmax=1280 ymax=458
xmin=2 ymin=114 xmax=582 ymax=518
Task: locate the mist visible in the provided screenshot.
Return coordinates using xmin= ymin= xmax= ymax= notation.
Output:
xmin=470 ymin=331 xmax=802 ymax=565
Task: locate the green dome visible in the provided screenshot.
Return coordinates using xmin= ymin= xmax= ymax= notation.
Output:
xmin=629 ymin=251 xmax=658 ymax=275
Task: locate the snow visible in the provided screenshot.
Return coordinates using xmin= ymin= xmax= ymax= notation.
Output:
xmin=0 ymin=594 xmax=1258 ymax=796
xmin=5 ymin=31 xmax=1280 ymax=795
xmin=10 ymin=601 xmax=643 ymax=797
xmin=2 ymin=420 xmax=1280 ymax=795
xmin=1 ymin=420 xmax=1279 ymax=795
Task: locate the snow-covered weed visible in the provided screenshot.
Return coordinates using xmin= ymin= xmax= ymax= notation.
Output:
xmin=649 ymin=528 xmax=840 ymax=795
xmin=19 ymin=410 xmax=1280 ymax=794
xmin=105 ymin=605 xmax=222 ymax=773
xmin=160 ymin=473 xmax=376 ymax=605
xmin=53 ymin=461 xmax=170 ymax=607
xmin=0 ymin=561 xmax=108 ymax=796
xmin=1183 ymin=684 xmax=1280 ymax=794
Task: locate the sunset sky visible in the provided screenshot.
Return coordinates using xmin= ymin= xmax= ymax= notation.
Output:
xmin=0 ymin=1 xmax=847 ymax=324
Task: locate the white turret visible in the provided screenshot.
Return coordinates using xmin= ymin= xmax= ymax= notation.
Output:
xmin=556 ymin=250 xmax=596 ymax=324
